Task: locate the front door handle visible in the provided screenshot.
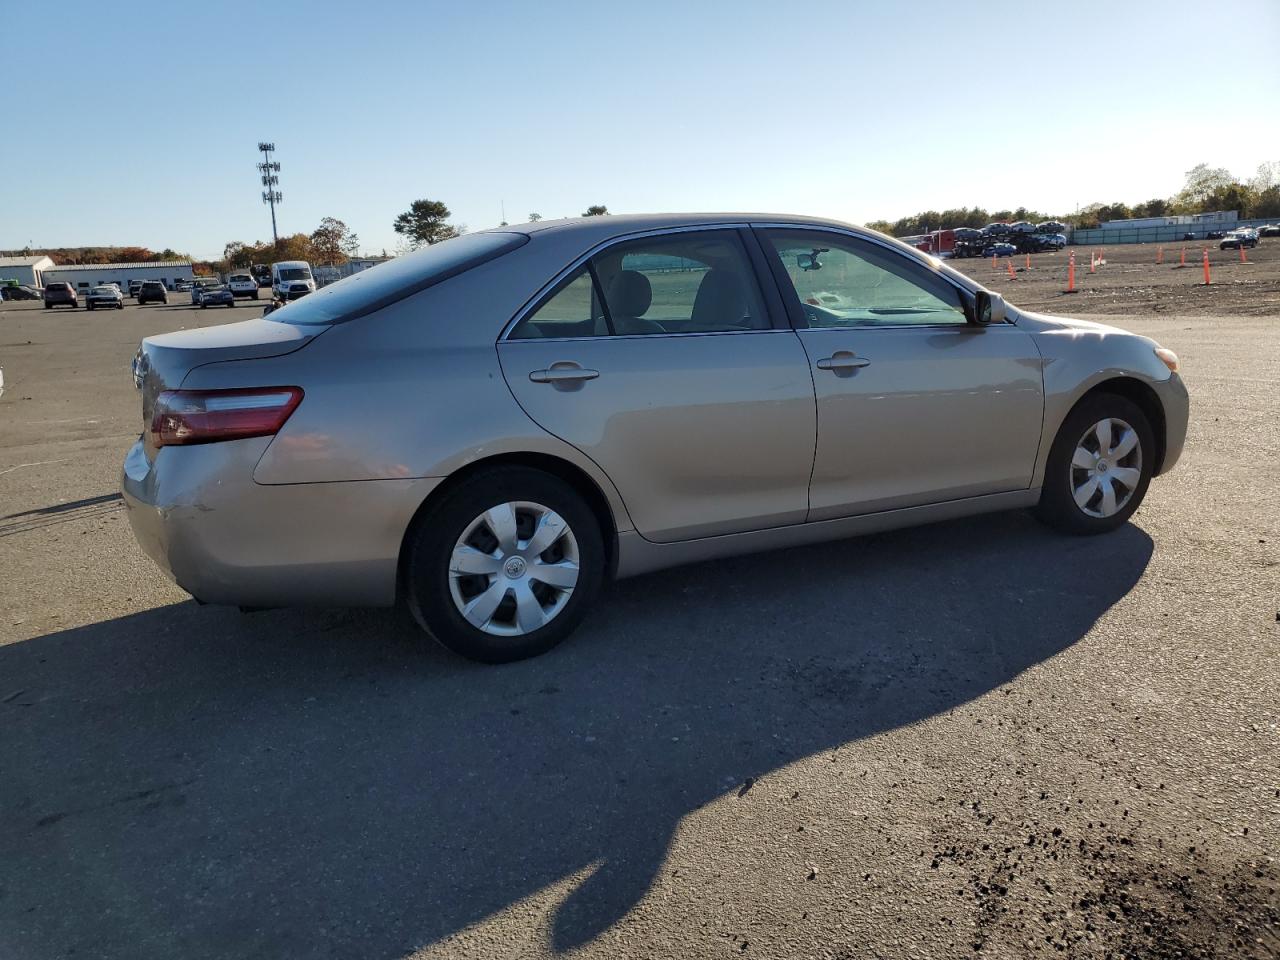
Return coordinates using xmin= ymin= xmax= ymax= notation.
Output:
xmin=816 ymin=351 xmax=871 ymax=371
xmin=529 ymin=364 xmax=600 ymax=384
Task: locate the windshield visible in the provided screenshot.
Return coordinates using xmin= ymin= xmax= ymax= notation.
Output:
xmin=279 ymin=268 xmax=311 ymax=281
xmin=271 ymin=232 xmax=529 ymax=326
xmin=91 ymin=286 xmax=115 ymax=294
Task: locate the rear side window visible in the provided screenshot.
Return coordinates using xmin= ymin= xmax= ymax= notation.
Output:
xmin=510 ymin=229 xmax=768 ymax=339
xmin=272 ymin=232 xmax=529 ymax=326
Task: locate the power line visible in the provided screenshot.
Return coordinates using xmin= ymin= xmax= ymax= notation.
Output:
xmin=257 ymin=142 xmax=282 ymax=245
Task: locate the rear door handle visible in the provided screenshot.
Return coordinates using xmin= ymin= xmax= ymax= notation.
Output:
xmin=529 ymin=365 xmax=600 ymax=384
xmin=816 ymin=351 xmax=871 ymax=371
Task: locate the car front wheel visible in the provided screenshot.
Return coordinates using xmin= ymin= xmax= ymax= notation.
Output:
xmin=405 ymin=467 xmax=605 ymax=663
xmin=1033 ymin=393 xmax=1155 ymax=535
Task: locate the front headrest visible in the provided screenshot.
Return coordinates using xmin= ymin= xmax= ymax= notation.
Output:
xmin=607 ymin=270 xmax=652 ymax=318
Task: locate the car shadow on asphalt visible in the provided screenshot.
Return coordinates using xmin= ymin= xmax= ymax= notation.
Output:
xmin=0 ymin=511 xmax=1153 ymax=958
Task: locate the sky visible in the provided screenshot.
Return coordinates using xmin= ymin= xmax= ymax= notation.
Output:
xmin=3 ymin=0 xmax=1278 ymax=261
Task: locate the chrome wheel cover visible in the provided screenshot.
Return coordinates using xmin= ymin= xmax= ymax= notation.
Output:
xmin=1070 ymin=417 xmax=1143 ymax=518
xmin=448 ymin=501 xmax=580 ymax=637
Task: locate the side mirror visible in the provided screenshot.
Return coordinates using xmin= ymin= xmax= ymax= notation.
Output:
xmin=796 ymin=253 xmax=818 ymax=272
xmin=972 ymin=290 xmax=1006 ymax=325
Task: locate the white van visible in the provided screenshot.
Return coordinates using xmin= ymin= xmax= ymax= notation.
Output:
xmin=272 ymin=261 xmax=316 ymax=301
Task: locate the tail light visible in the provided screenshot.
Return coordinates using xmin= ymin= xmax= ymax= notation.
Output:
xmin=151 ymin=387 xmax=303 ymax=447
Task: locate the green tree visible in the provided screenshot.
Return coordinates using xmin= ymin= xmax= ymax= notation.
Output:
xmin=528 ymin=212 xmax=542 ymax=222
xmin=1252 ymin=185 xmax=1280 ymax=218
xmin=582 ymin=205 xmax=609 ymax=216
xmin=393 ymin=199 xmax=460 ymax=248
xmin=1171 ymin=163 xmax=1236 ymax=213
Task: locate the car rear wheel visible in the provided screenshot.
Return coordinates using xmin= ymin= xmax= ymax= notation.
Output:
xmin=405 ymin=467 xmax=605 ymax=663
xmin=1033 ymin=393 xmax=1155 ymax=535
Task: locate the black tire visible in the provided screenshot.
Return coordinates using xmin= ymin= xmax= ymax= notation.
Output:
xmin=1033 ymin=393 xmax=1155 ymax=535
xmin=87 ymin=303 xmax=94 ymax=311
xmin=405 ymin=467 xmax=605 ymax=663
xmin=252 ymin=291 xmax=259 ymax=300
xmin=200 ymin=302 xmax=207 ymax=309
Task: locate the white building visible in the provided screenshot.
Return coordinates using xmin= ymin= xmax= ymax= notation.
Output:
xmin=42 ymin=260 xmax=196 ymax=293
xmin=0 ymin=255 xmax=55 ymax=288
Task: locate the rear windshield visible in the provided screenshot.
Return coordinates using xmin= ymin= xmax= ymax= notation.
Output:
xmin=142 ymin=282 xmax=163 ymax=289
xmin=270 ymin=231 xmax=529 ymax=326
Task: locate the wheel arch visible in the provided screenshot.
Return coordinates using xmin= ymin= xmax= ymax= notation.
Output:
xmin=1069 ymin=377 xmax=1167 ymax=474
xmin=395 ymin=452 xmax=621 ymax=602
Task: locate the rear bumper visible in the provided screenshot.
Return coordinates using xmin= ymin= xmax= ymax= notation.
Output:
xmin=122 ymin=438 xmax=443 ymax=607
xmin=1153 ymin=373 xmax=1189 ymax=475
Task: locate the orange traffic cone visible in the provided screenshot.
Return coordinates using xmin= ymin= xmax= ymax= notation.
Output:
xmin=1066 ymin=252 xmax=1077 ymax=293
xmin=1025 ymin=253 xmax=1031 ymax=270
xmin=1239 ymin=243 xmax=1248 ymax=263
xmin=991 ymin=253 xmax=998 ymax=271
xmin=1202 ymin=249 xmax=1211 ymax=285
xmin=1156 ymin=246 xmax=1163 ymax=264
xmin=1007 ymin=259 xmax=1016 ymax=278
xmin=1090 ymin=251 xmax=1097 ymax=274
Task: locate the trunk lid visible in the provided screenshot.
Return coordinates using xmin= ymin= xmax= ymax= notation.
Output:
xmin=134 ymin=318 xmax=323 ymax=460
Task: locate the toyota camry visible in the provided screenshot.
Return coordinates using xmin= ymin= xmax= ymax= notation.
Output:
xmin=123 ymin=214 xmax=1188 ymax=662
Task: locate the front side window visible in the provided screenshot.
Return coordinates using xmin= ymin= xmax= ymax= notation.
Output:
xmin=763 ymin=229 xmax=967 ymax=329
xmin=509 ymin=229 xmax=770 ymax=340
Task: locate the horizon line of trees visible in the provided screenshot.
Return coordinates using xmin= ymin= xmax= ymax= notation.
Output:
xmin=865 ymin=162 xmax=1280 ymax=237
xmin=0 ymin=245 xmax=192 ymax=266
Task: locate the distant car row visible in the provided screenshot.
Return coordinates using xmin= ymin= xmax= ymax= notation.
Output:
xmin=951 ymin=225 xmax=1067 ymax=258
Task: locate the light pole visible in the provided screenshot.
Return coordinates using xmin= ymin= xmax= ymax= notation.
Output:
xmin=257 ymin=142 xmax=282 ymax=245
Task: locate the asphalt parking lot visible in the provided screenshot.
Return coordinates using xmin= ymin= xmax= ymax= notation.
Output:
xmin=0 ymin=288 xmax=1277 ymax=958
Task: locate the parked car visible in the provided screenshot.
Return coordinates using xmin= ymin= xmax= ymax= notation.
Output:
xmin=228 ymin=273 xmax=260 ymax=299
xmin=252 ymin=263 xmax=272 ymax=287
xmin=1034 ymin=233 xmax=1067 ymax=251
xmin=123 ymin=214 xmax=1189 ymax=663
xmin=1 ymin=283 xmax=43 ymax=301
xmin=190 ymin=278 xmax=221 ymax=305
xmin=43 ymin=281 xmax=79 ymax=309
xmin=1258 ymin=224 xmax=1280 ymax=238
xmin=1008 ymin=221 xmax=1037 ymax=234
xmin=175 ymin=280 xmax=193 ymax=292
xmin=986 ymin=241 xmax=1018 ymax=257
xmin=1206 ymin=230 xmax=1226 ymax=240
xmin=952 ymin=227 xmax=983 ymax=242
xmin=1181 ymin=232 xmax=1197 ymax=242
xmin=198 ymin=284 xmax=236 ymax=308
xmin=129 ymin=279 xmax=145 ymax=298
xmin=1219 ymin=230 xmax=1258 ymax=250
xmin=137 ymin=280 xmax=168 ymax=305
xmin=86 ymin=284 xmax=125 ymax=310
xmin=1036 ymin=221 xmax=1067 ymax=234
xmin=272 ymin=260 xmax=316 ymax=301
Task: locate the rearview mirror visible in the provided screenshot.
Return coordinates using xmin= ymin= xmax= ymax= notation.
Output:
xmin=973 ymin=290 xmax=1006 ymax=325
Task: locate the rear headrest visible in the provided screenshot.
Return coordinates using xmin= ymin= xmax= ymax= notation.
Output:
xmin=606 ymin=270 xmax=652 ymax=318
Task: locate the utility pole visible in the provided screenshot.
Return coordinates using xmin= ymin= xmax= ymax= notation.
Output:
xmin=257 ymin=142 xmax=282 ymax=245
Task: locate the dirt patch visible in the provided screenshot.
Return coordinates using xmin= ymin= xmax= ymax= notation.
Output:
xmin=929 ymin=799 xmax=1279 ymax=957
xmin=948 ymin=240 xmax=1280 ymax=318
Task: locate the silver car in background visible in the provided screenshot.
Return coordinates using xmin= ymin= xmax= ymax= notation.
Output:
xmin=123 ymin=214 xmax=1188 ymax=662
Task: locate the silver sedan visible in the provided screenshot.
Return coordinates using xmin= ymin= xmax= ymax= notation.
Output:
xmin=123 ymin=214 xmax=1188 ymax=662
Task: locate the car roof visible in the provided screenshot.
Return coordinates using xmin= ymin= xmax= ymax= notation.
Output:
xmin=505 ymin=212 xmax=861 ymax=240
